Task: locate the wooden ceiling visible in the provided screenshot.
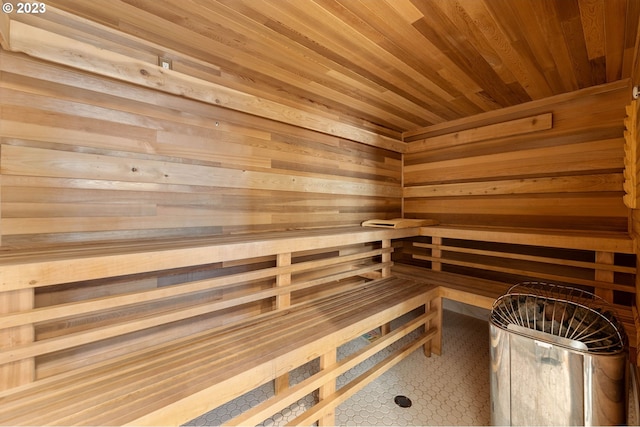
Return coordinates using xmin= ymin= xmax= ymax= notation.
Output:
xmin=26 ymin=0 xmax=640 ymax=138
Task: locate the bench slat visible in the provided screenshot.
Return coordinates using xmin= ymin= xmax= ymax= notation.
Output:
xmin=414 ymin=242 xmax=637 ymax=274
xmin=392 ymin=264 xmax=638 ymax=350
xmin=115 ymin=280 xmax=435 ymax=426
xmin=1 ymin=278 xmax=398 ymax=405
xmin=1 ymin=224 xmax=636 ymax=426
xmin=0 ymin=260 xmax=392 ymax=364
xmin=420 ymin=225 xmax=635 ymax=253
xmin=413 ymin=254 xmax=636 ymax=293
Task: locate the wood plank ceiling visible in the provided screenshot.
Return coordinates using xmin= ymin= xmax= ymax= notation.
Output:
xmin=41 ymin=0 xmax=640 ymax=138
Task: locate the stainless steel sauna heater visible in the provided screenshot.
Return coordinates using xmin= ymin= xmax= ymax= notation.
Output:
xmin=490 ymin=282 xmax=628 ymax=426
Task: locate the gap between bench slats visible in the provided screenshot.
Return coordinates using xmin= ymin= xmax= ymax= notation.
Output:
xmin=413 ymin=242 xmax=636 ymax=274
xmin=1 ymin=279 xmax=401 ymax=409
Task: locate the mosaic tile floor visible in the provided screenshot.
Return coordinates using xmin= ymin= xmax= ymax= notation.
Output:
xmin=333 ymin=309 xmax=491 ymax=427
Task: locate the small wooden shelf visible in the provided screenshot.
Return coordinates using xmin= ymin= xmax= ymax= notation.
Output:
xmin=362 ymin=218 xmax=438 ymax=229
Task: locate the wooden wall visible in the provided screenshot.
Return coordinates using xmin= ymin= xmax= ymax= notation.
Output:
xmin=0 ymin=50 xmax=402 ymax=248
xmin=403 ymin=80 xmax=631 ymax=232
xmin=627 ymin=88 xmax=640 ymax=353
xmin=400 ymin=81 xmax=638 ymax=335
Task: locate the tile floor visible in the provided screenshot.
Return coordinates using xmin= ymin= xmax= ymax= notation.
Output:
xmin=185 ymin=307 xmax=637 ymax=426
xmin=333 ymin=309 xmax=491 ymax=427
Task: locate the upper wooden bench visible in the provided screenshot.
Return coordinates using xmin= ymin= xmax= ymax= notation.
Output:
xmin=396 ymin=225 xmax=638 ymax=356
xmin=0 ymin=226 xmax=441 ymax=426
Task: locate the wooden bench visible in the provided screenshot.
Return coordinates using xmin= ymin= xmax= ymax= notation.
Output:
xmin=0 ymin=226 xmax=440 ymax=426
xmin=392 ymin=265 xmax=508 ymax=310
xmin=393 ymin=225 xmax=639 ymax=360
xmin=1 ymin=223 xmax=637 ymax=425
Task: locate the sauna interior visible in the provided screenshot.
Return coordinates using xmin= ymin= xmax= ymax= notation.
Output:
xmin=1 ymin=0 xmax=640 ymax=425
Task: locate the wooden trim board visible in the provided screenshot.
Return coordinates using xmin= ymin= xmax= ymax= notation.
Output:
xmin=405 ymin=113 xmax=552 ymax=153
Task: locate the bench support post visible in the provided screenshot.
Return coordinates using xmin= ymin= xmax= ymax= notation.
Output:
xmin=274 ymin=252 xmax=292 ymax=394
xmin=274 ymin=374 xmax=289 ymax=395
xmin=0 ymin=290 xmax=35 ymax=391
xmin=381 ymin=322 xmax=391 ymax=335
xmin=318 ymin=349 xmax=337 ymax=426
xmin=381 ymin=239 xmax=391 ymax=278
xmin=276 ymin=252 xmax=292 ymax=309
xmin=431 ymin=237 xmax=442 ymax=271
xmin=595 ymin=251 xmax=614 ymax=303
xmin=381 ymin=239 xmax=393 ymax=334
xmin=424 ymin=296 xmax=442 ymax=357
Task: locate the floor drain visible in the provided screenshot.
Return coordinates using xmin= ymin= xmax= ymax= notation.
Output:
xmin=394 ymin=395 xmax=412 ymax=408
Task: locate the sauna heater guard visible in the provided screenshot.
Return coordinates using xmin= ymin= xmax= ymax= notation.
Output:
xmin=489 ymin=282 xmax=628 ymax=426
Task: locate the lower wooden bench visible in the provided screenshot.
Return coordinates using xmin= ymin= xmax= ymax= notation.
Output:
xmin=393 ymin=264 xmax=509 ymax=310
xmin=0 ymin=276 xmax=439 ymax=426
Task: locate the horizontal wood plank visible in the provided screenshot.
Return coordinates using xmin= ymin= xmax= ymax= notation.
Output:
xmin=6 ymin=19 xmax=404 ymax=151
xmin=0 ymin=49 xmax=403 ymax=246
xmin=404 ymin=173 xmax=623 ymax=198
xmin=404 ymin=138 xmax=624 ymax=185
xmin=418 ymin=225 xmax=634 ymax=253
xmin=406 ymin=113 xmax=553 ymax=153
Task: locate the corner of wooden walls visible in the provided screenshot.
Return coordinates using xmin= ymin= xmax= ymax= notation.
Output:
xmin=624 ymin=99 xmax=639 ymax=209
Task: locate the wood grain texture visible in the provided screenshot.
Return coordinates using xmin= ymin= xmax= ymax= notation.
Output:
xmin=0 ymin=50 xmax=402 ymax=247
xmin=0 ymin=227 xmax=416 ymax=384
xmin=404 ymin=81 xmax=630 ymax=232
xmin=0 ymin=290 xmax=33 ymax=391
xmin=406 ymin=113 xmax=553 ymax=153
xmin=629 ymin=99 xmax=640 ymax=314
xmin=3 ymin=0 xmax=637 ymax=136
xmin=0 ymin=226 xmax=437 ymax=425
xmin=5 ymin=17 xmax=403 ymax=151
xmin=393 ymin=263 xmax=637 ymax=353
xmin=403 ymin=226 xmax=637 ymax=349
xmin=624 ymin=99 xmax=640 ymax=209
xmin=0 ymin=12 xmax=8 ymax=50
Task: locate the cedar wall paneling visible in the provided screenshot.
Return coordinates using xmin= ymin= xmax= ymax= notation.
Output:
xmin=404 ymin=82 xmax=631 ymax=232
xmin=629 ymin=97 xmax=640 ymax=323
xmin=0 ymin=50 xmax=402 ymax=248
xmin=629 ymin=18 xmax=640 ymax=361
